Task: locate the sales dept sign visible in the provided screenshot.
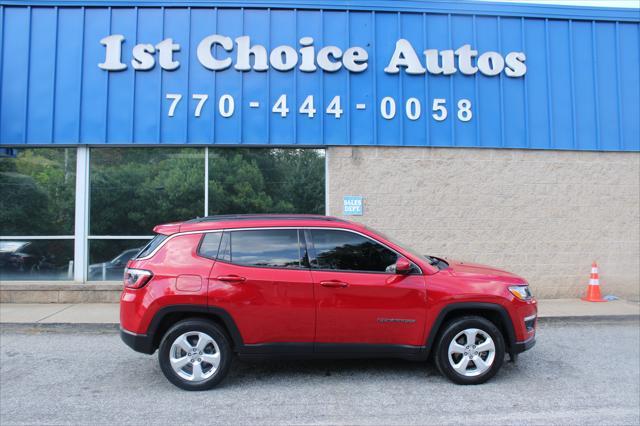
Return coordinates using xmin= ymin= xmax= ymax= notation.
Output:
xmin=98 ymin=34 xmax=527 ymax=123
xmin=343 ymin=196 xmax=364 ymax=216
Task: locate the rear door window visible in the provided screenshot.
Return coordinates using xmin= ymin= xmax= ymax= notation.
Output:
xmin=224 ymin=229 xmax=304 ymax=269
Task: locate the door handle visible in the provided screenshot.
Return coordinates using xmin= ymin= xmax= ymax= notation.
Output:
xmin=215 ymin=275 xmax=246 ymax=283
xmin=320 ymin=280 xmax=349 ymax=288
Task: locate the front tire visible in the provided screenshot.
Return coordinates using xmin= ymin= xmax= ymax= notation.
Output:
xmin=434 ymin=316 xmax=505 ymax=385
xmin=158 ymin=319 xmax=232 ymax=391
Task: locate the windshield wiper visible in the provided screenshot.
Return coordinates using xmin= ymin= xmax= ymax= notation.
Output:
xmin=423 ymin=255 xmax=440 ymax=266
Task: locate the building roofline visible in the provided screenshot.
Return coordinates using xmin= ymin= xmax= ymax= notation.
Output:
xmin=1 ymin=0 xmax=638 ymax=23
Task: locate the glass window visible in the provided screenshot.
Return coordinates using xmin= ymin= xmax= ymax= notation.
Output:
xmin=137 ymin=234 xmax=168 ymax=259
xmin=88 ymin=239 xmax=149 ymax=281
xmin=208 ymin=148 xmax=325 ymax=215
xmin=0 ymin=148 xmax=76 ymax=235
xmin=309 ymin=229 xmax=398 ymax=273
xmin=90 ymin=148 xmax=205 ymax=235
xmin=218 ymin=232 xmax=231 ymax=262
xmin=198 ymin=232 xmax=223 ymax=259
xmin=226 ymin=229 xmax=302 ymax=268
xmin=0 ymin=239 xmax=74 ymax=280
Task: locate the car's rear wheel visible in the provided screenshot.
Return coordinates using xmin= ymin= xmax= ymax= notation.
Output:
xmin=434 ymin=316 xmax=505 ymax=385
xmin=158 ymin=319 xmax=232 ymax=390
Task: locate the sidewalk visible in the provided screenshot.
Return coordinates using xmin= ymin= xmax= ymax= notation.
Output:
xmin=0 ymin=299 xmax=638 ymax=325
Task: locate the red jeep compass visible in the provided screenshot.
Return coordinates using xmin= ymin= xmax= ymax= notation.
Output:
xmin=120 ymin=215 xmax=536 ymax=390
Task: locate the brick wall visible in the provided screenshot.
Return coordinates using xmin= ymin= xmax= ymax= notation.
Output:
xmin=328 ymin=147 xmax=640 ymax=300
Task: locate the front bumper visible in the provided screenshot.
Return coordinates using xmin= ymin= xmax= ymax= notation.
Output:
xmin=120 ymin=327 xmax=155 ymax=354
xmin=512 ymin=335 xmax=536 ymax=354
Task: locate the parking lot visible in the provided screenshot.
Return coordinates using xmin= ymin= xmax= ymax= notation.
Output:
xmin=1 ymin=319 xmax=639 ymax=425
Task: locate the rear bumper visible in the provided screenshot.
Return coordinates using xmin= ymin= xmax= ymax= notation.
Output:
xmin=120 ymin=327 xmax=155 ymax=355
xmin=512 ymin=335 xmax=536 ymax=354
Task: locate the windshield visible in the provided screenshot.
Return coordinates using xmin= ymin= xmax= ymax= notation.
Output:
xmin=365 ymin=226 xmax=448 ymax=270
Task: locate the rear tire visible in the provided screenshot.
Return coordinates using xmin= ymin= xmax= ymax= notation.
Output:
xmin=434 ymin=316 xmax=505 ymax=385
xmin=158 ymin=319 xmax=232 ymax=391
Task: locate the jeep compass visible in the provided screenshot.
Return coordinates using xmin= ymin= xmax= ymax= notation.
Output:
xmin=120 ymin=214 xmax=536 ymax=390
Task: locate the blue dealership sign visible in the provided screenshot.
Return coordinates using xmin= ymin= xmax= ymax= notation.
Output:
xmin=0 ymin=1 xmax=638 ymax=151
xmin=343 ymin=196 xmax=363 ymax=216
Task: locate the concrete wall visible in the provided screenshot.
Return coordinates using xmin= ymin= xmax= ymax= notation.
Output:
xmin=328 ymin=147 xmax=640 ymax=300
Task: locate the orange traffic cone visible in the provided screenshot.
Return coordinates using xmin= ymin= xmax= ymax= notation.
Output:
xmin=581 ymin=262 xmax=606 ymax=302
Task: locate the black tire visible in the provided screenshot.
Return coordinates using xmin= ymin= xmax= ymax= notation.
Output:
xmin=434 ymin=316 xmax=505 ymax=385
xmin=158 ymin=319 xmax=232 ymax=391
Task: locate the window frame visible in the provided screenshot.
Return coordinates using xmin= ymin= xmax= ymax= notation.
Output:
xmin=304 ymin=228 xmax=421 ymax=275
xmin=196 ymin=228 xmax=310 ymax=271
xmin=192 ymin=226 xmax=421 ymax=275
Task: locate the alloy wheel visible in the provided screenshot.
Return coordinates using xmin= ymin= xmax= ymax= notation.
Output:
xmin=447 ymin=328 xmax=496 ymax=377
xmin=169 ymin=331 xmax=221 ymax=382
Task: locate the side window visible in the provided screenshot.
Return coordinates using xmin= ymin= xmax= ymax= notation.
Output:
xmin=198 ymin=232 xmax=223 ymax=259
xmin=227 ymin=229 xmax=303 ymax=269
xmin=309 ymin=229 xmax=398 ymax=273
xmin=136 ymin=234 xmax=168 ymax=258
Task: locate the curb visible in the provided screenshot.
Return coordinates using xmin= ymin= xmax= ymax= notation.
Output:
xmin=1 ymin=323 xmax=119 ymax=332
xmin=537 ymin=315 xmax=639 ymax=323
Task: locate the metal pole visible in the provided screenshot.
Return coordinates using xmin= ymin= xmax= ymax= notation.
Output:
xmin=204 ymin=146 xmax=209 ymax=217
xmin=73 ymin=146 xmax=89 ymax=283
xmin=324 ymin=149 xmax=329 ymax=216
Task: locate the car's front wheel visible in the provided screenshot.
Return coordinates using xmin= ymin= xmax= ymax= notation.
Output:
xmin=434 ymin=316 xmax=505 ymax=385
xmin=158 ymin=319 xmax=232 ymax=390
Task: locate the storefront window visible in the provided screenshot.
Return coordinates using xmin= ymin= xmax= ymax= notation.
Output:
xmin=88 ymin=239 xmax=149 ymax=281
xmin=1 ymin=147 xmax=325 ymax=282
xmin=208 ymin=148 xmax=325 ymax=215
xmin=0 ymin=240 xmax=74 ymax=281
xmin=0 ymin=148 xmax=76 ymax=281
xmin=89 ymin=148 xmax=205 ymax=235
xmin=0 ymin=148 xmax=76 ymax=235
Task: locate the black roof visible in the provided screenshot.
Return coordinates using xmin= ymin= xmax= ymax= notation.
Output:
xmin=186 ymin=214 xmax=347 ymax=224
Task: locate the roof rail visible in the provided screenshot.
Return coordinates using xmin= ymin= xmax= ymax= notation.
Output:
xmin=186 ymin=214 xmax=347 ymax=223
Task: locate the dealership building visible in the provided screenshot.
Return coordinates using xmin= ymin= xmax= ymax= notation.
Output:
xmin=0 ymin=0 xmax=638 ymax=302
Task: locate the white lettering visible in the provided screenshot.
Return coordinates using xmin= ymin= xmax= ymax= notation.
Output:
xmin=99 ymin=34 xmax=526 ymax=78
xmin=131 ymin=43 xmax=155 ymax=70
xmin=424 ymin=49 xmax=456 ymax=75
xmin=317 ymin=46 xmax=343 ymax=72
xmin=505 ymin=51 xmax=527 ymax=77
xmin=234 ymin=35 xmax=268 ymax=71
xmin=343 ymin=47 xmax=368 ymax=72
xmin=455 ymin=44 xmax=478 ymax=75
xmin=477 ymin=51 xmax=504 ymax=76
xmin=384 ymin=39 xmax=425 ymax=75
xmin=197 ymin=34 xmax=233 ymax=71
xmin=99 ymin=34 xmax=127 ymax=71
xmin=270 ymin=45 xmax=299 ymax=71
xmin=155 ymin=38 xmax=180 ymax=71
xmin=299 ymin=37 xmax=317 ymax=72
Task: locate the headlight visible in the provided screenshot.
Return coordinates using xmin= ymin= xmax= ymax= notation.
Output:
xmin=509 ymin=285 xmax=533 ymax=301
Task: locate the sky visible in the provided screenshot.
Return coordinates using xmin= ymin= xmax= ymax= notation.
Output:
xmin=484 ymin=0 xmax=639 ymax=8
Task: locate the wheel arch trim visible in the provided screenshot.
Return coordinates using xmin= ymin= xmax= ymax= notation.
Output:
xmin=146 ymin=304 xmax=245 ymax=351
xmin=424 ymin=302 xmax=517 ymax=358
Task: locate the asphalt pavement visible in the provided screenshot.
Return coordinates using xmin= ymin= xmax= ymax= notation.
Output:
xmin=1 ymin=319 xmax=639 ymax=425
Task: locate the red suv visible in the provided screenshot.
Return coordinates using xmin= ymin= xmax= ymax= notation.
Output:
xmin=120 ymin=215 xmax=536 ymax=390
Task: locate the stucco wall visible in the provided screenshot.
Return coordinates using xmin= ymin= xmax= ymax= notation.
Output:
xmin=328 ymin=147 xmax=640 ymax=300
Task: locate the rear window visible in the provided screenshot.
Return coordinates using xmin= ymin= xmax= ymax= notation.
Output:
xmin=198 ymin=232 xmax=223 ymax=259
xmin=136 ymin=234 xmax=168 ymax=259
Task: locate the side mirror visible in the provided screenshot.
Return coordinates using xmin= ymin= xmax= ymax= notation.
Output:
xmin=395 ymin=257 xmax=412 ymax=274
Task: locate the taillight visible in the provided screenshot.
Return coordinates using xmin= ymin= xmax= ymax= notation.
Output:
xmin=124 ymin=268 xmax=153 ymax=289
